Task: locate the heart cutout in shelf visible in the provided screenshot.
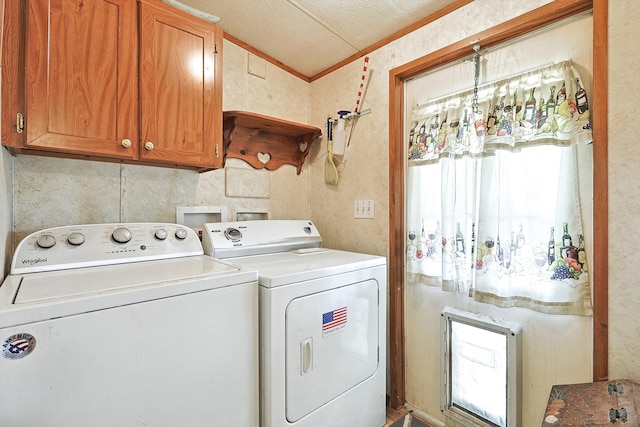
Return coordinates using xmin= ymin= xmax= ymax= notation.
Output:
xmin=257 ymin=152 xmax=271 ymax=164
xmin=299 ymin=142 xmax=308 ymax=152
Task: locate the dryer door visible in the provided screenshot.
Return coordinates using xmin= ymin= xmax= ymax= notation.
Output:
xmin=285 ymin=279 xmax=379 ymax=422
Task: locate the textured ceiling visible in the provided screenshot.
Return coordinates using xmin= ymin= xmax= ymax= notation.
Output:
xmin=167 ymin=0 xmax=460 ymax=78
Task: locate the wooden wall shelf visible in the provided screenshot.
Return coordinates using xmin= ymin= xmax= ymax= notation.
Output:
xmin=223 ymin=111 xmax=321 ymax=174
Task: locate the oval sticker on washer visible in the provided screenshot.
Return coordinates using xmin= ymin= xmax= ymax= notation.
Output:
xmin=2 ymin=333 xmax=36 ymax=360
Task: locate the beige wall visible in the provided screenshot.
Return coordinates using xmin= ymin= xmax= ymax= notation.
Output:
xmin=0 ymin=148 xmax=11 ymax=277
xmin=608 ymin=0 xmax=640 ymax=380
xmin=1 ymin=43 xmax=13 ymax=277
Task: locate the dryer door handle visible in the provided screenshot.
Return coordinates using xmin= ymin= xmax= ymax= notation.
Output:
xmin=300 ymin=338 xmax=313 ymax=375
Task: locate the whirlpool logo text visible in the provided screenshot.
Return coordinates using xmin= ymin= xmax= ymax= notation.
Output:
xmin=21 ymin=257 xmax=48 ymax=265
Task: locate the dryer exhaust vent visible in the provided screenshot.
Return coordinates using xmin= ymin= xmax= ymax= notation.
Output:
xmin=440 ymin=308 xmax=521 ymax=427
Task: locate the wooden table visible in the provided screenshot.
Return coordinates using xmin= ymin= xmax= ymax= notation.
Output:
xmin=542 ymin=379 xmax=639 ymax=425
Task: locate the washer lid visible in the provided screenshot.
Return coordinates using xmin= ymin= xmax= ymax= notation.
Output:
xmin=0 ymin=256 xmax=257 ymax=328
xmin=224 ymin=248 xmax=386 ymax=288
xmin=15 ymin=256 xmax=242 ymax=304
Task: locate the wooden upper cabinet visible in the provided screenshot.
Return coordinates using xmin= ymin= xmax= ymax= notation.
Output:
xmin=25 ymin=0 xmax=138 ymax=158
xmin=139 ymin=0 xmax=223 ymax=169
xmin=2 ymin=0 xmax=223 ymax=170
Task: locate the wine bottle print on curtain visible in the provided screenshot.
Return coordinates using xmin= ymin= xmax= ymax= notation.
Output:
xmin=406 ymin=60 xmax=593 ymax=315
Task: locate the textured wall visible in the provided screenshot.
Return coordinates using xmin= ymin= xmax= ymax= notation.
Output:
xmin=0 ymin=147 xmax=11 ymax=277
xmin=0 ymin=49 xmax=13 ymax=278
xmin=608 ymin=0 xmax=640 ymax=381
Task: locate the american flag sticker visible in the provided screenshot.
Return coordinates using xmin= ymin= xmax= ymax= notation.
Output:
xmin=2 ymin=333 xmax=37 ymax=360
xmin=322 ymin=306 xmax=347 ymax=337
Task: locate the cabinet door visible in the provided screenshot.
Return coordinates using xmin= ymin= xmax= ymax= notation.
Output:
xmin=25 ymin=0 xmax=138 ymax=158
xmin=139 ymin=0 xmax=223 ymax=169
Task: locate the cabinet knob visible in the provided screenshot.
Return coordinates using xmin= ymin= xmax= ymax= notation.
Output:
xmin=144 ymin=141 xmax=155 ymax=150
xmin=121 ymin=138 xmax=132 ymax=148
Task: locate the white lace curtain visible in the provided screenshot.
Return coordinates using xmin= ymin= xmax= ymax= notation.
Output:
xmin=406 ymin=60 xmax=593 ymax=316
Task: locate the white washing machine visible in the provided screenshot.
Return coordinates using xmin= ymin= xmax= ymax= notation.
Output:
xmin=0 ymin=223 xmax=259 ymax=427
xmin=202 ymin=220 xmax=387 ymax=427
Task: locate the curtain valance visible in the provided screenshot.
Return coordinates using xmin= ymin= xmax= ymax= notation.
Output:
xmin=407 ymin=60 xmax=592 ymax=163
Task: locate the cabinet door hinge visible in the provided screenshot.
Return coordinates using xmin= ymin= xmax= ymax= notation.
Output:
xmin=214 ymin=43 xmax=218 ymax=54
xmin=215 ymin=143 xmax=219 ymax=158
xmin=16 ymin=113 xmax=25 ymax=133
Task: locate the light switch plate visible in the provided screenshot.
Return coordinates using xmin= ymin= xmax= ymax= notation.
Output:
xmin=354 ymin=200 xmax=375 ymax=219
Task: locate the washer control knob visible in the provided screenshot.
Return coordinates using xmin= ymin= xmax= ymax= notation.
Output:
xmin=175 ymin=228 xmax=188 ymax=240
xmin=224 ymin=228 xmax=242 ymax=241
xmin=155 ymin=229 xmax=168 ymax=240
xmin=112 ymin=227 xmax=132 ymax=243
xmin=67 ymin=232 xmax=85 ymax=246
xmin=36 ymin=234 xmax=56 ymax=249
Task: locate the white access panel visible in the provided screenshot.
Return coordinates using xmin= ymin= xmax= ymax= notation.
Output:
xmin=285 ymin=279 xmax=379 ymax=422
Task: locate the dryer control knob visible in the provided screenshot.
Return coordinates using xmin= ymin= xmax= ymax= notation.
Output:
xmin=155 ymin=229 xmax=168 ymax=240
xmin=36 ymin=234 xmax=56 ymax=249
xmin=112 ymin=227 xmax=132 ymax=243
xmin=175 ymin=228 xmax=188 ymax=240
xmin=224 ymin=228 xmax=242 ymax=241
xmin=67 ymin=232 xmax=85 ymax=246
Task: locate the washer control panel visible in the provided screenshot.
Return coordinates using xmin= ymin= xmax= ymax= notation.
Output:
xmin=202 ymin=220 xmax=321 ymax=259
xmin=11 ymin=223 xmax=202 ymax=274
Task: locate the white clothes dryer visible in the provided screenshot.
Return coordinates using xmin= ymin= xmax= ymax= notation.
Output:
xmin=202 ymin=220 xmax=387 ymax=427
xmin=0 ymin=223 xmax=259 ymax=427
